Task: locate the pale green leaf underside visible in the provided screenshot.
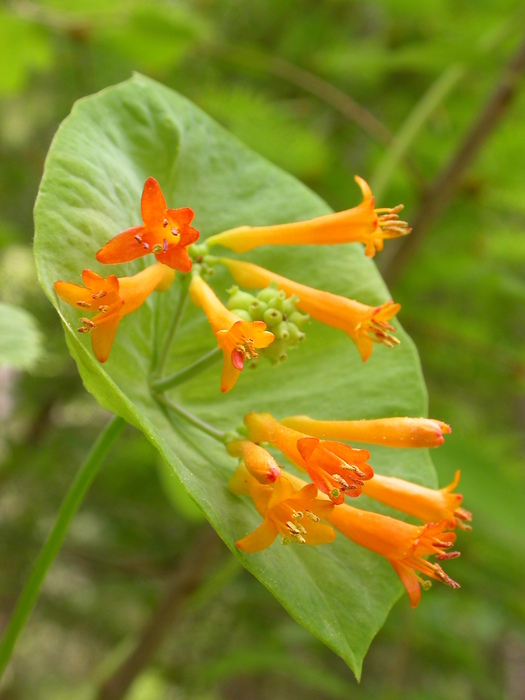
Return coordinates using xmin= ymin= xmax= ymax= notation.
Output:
xmin=34 ymin=75 xmax=434 ymax=678
xmin=0 ymin=301 xmax=43 ymax=370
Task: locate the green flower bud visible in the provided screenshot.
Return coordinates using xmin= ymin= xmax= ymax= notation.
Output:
xmin=260 ymin=339 xmax=288 ymax=364
xmin=248 ymin=298 xmax=268 ymax=321
xmin=287 ymin=322 xmax=306 ymax=345
xmin=282 ymin=294 xmax=300 ymax=316
xmin=262 ymin=308 xmax=283 ymax=327
xmin=288 ymin=310 xmax=310 ymax=329
xmin=227 ymin=286 xmax=256 ymax=311
xmin=256 ymin=281 xmax=281 ymax=303
xmin=274 ymin=321 xmax=291 ymax=341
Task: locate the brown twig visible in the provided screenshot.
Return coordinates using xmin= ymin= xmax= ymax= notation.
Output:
xmin=381 ymin=34 xmax=525 ymax=288
xmin=96 ymin=526 xmax=225 ymax=700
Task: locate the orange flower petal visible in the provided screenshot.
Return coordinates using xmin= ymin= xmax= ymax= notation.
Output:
xmin=141 ymin=177 xmax=167 ymax=228
xmin=90 ymin=313 xmax=121 ymax=363
xmin=236 ymin=519 xmax=278 ymax=553
xmin=96 ymin=226 xmax=147 ymax=264
xmin=156 ymin=243 xmax=193 ymax=272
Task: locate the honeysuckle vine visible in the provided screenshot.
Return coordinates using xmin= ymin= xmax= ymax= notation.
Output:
xmin=51 ymin=173 xmax=470 ymax=607
xmin=2 ymin=165 xmax=470 ymax=681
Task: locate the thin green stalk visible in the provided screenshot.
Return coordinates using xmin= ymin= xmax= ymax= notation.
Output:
xmin=156 ymin=394 xmax=228 ymax=443
xmin=150 ymin=347 xmax=222 ymax=392
xmin=0 ymin=415 xmax=126 ymax=679
xmin=370 ymin=64 xmax=465 ymax=200
xmin=155 ymin=273 xmax=191 ymax=378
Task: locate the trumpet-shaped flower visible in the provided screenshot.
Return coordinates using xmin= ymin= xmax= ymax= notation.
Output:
xmin=245 ymin=412 xmax=373 ymax=504
xmin=230 ymin=466 xmax=336 ymax=552
xmin=96 ymin=178 xmax=199 ymax=272
xmin=361 ymin=471 xmax=472 ymax=530
xmin=54 ymin=264 xmax=175 ymax=362
xmin=207 ymin=176 xmax=410 ymax=257
xmin=227 ymin=440 xmax=282 ymax=484
xmin=281 ymin=415 xmax=451 ymax=448
xmin=328 ymin=501 xmax=460 ymax=607
xmin=189 ymin=275 xmax=274 ymax=392
xmin=284 ymin=471 xmax=460 ymax=607
xmin=221 ymin=258 xmax=400 ymax=361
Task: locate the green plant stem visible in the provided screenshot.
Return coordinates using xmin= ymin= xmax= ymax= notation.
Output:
xmin=0 ymin=415 xmax=126 ymax=679
xmin=156 ymin=394 xmax=228 ymax=443
xmin=150 ymin=347 xmax=222 ymax=392
xmin=155 ymin=273 xmax=191 ymax=378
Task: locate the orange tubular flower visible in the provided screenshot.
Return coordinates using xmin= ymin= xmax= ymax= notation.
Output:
xmin=230 ymin=466 xmax=336 ymax=552
xmin=96 ymin=178 xmax=199 ymax=272
xmin=227 ymin=440 xmax=282 ymax=484
xmin=244 ymin=412 xmax=373 ymax=504
xmin=361 ymin=471 xmax=472 ymax=530
xmin=280 ymin=415 xmax=451 ymax=448
xmin=284 ymin=471 xmax=460 ymax=607
xmin=189 ymin=275 xmax=274 ymax=393
xmin=221 ymin=258 xmax=400 ymax=361
xmin=207 ymin=176 xmax=410 ymax=257
xmin=328 ymin=501 xmax=460 ymax=607
xmin=54 ymin=264 xmax=175 ymax=362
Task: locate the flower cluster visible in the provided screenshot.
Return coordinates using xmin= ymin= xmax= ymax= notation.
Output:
xmin=229 ymin=412 xmax=470 ymax=607
xmin=54 ymin=173 xmax=469 ymax=608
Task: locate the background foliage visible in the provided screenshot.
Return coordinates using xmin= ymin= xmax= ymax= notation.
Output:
xmin=1 ymin=0 xmax=524 ymax=698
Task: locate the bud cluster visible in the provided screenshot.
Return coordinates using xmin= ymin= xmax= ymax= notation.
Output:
xmin=226 ymin=282 xmax=310 ymax=365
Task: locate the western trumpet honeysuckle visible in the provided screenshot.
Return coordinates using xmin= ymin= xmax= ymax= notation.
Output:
xmin=230 ymin=465 xmax=336 ymax=552
xmin=189 ymin=275 xmax=275 ymax=393
xmin=244 ymin=412 xmax=373 ymax=504
xmin=328 ymin=502 xmax=460 ymax=607
xmin=54 ymin=264 xmax=175 ymax=363
xmin=207 ymin=176 xmax=410 ymax=258
xmin=281 ymin=415 xmax=451 ymax=448
xmin=96 ymin=178 xmax=200 ymax=272
xmin=283 ymin=471 xmax=460 ymax=607
xmin=220 ymin=258 xmax=400 ymax=361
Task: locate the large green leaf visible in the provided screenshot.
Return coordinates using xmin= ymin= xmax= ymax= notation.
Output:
xmin=34 ymin=74 xmax=434 ymax=677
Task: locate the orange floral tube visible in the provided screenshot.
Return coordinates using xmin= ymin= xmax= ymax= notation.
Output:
xmin=220 ymin=258 xmax=400 ymax=361
xmin=207 ymin=176 xmax=410 ymax=257
xmin=189 ymin=275 xmax=274 ymax=392
xmin=280 ymin=415 xmax=451 ymax=448
xmin=284 ymin=471 xmax=460 ymax=607
xmin=361 ymin=472 xmax=472 ymax=529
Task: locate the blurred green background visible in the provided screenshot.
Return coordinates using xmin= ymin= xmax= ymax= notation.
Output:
xmin=1 ymin=0 xmax=525 ymax=698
